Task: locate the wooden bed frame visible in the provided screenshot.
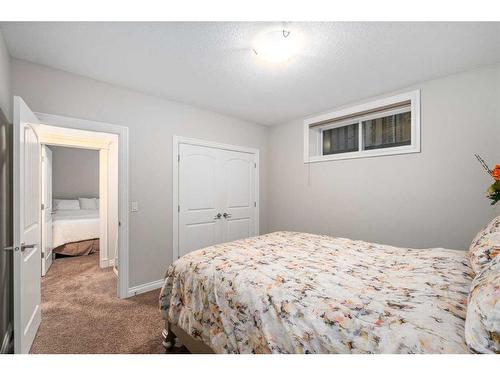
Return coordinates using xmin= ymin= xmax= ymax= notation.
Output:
xmin=162 ymin=321 xmax=215 ymax=354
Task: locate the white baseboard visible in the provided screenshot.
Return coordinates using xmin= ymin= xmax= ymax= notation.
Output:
xmin=99 ymin=258 xmax=115 ymax=268
xmin=127 ymin=279 xmax=164 ymax=298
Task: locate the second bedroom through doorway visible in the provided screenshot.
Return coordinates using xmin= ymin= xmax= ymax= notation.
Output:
xmin=42 ymin=146 xmax=101 ymax=275
xmin=37 ymin=122 xmax=120 ymax=289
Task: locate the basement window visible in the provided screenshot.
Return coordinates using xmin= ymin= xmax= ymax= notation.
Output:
xmin=304 ymin=90 xmax=420 ymax=162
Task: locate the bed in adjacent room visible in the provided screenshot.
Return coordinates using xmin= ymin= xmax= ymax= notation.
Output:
xmin=160 ymin=216 xmax=500 ymax=354
xmin=52 ymin=199 xmax=100 ymax=256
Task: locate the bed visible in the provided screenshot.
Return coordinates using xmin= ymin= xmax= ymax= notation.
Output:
xmin=160 ymin=231 xmax=476 ymax=354
xmin=52 ymin=209 xmax=100 ymax=256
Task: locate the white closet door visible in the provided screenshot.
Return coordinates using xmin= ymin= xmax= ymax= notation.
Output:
xmin=219 ymin=149 xmax=256 ymax=242
xmin=177 ymin=143 xmax=257 ymax=259
xmin=178 ymin=144 xmax=223 ymax=258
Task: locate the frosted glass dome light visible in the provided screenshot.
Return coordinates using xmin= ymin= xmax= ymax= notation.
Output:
xmin=253 ymin=29 xmax=300 ymax=64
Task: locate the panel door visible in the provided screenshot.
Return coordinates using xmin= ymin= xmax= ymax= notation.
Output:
xmin=178 ymin=144 xmax=223 ymax=258
xmin=41 ymin=145 xmax=53 ymax=276
xmin=13 ymin=96 xmax=42 ymax=353
xmin=219 ymin=149 xmax=257 ymax=242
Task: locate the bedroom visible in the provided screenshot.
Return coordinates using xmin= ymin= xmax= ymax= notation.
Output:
xmin=0 ymin=1 xmax=499 ymax=372
xmin=41 ymin=142 xmax=118 ymax=276
xmin=47 ymin=146 xmax=102 ymax=265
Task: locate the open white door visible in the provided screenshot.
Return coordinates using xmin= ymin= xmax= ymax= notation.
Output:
xmin=13 ymin=97 xmax=42 ymax=353
xmin=41 ymin=145 xmax=53 ymax=276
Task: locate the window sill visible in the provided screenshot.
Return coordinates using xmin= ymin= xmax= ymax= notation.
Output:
xmin=304 ymin=144 xmax=421 ymax=163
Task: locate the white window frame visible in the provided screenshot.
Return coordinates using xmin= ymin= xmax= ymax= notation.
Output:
xmin=304 ymin=90 xmax=420 ymax=163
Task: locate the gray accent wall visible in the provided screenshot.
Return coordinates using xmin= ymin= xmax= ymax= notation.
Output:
xmin=51 ymin=146 xmax=99 ymax=199
xmin=268 ymin=64 xmax=500 ymax=251
xmin=12 ymin=59 xmax=270 ymax=289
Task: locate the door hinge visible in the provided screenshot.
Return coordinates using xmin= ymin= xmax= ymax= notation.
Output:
xmin=41 ymin=203 xmax=45 ymax=210
xmin=254 ymin=201 xmax=256 ymax=207
xmin=254 ymin=162 xmax=256 ymax=168
xmin=178 ymin=154 xmax=180 ymax=162
xmin=178 ymin=205 xmax=180 ymax=212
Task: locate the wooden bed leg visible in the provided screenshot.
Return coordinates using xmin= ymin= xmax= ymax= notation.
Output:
xmin=162 ymin=322 xmax=176 ymax=351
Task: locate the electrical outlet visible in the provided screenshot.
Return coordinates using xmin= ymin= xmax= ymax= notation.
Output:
xmin=130 ymin=201 xmax=139 ymax=212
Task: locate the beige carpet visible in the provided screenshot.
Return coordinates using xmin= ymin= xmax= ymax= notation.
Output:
xmin=30 ymin=253 xmax=187 ymax=354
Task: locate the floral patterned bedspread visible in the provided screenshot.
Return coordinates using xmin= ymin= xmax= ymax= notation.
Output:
xmin=160 ymin=231 xmax=473 ymax=353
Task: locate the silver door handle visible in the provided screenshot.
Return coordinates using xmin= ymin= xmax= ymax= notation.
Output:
xmin=223 ymin=213 xmax=232 ymax=219
xmin=213 ymin=213 xmax=222 ymax=220
xmin=20 ymin=243 xmax=36 ymax=252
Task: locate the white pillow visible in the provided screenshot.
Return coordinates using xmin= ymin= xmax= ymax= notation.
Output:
xmin=469 ymin=216 xmax=500 ymax=274
xmin=53 ymin=199 xmax=80 ymax=210
xmin=79 ymin=198 xmax=98 ymax=210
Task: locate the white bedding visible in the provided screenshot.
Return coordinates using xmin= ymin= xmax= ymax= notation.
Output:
xmin=161 ymin=232 xmax=473 ymax=353
xmin=52 ymin=209 xmax=100 ymax=248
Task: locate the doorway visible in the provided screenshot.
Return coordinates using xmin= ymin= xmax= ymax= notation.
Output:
xmin=37 ymin=127 xmax=119 ymax=276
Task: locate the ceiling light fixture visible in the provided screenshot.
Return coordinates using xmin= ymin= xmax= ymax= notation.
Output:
xmin=253 ymin=29 xmax=301 ymax=64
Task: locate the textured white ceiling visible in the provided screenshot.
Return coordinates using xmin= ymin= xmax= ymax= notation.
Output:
xmin=2 ymin=22 xmax=500 ymax=125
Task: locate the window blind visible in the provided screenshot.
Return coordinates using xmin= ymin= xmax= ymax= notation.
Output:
xmin=309 ymin=100 xmax=411 ymax=129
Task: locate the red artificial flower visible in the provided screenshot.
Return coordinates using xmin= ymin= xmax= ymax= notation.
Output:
xmin=492 ymin=165 xmax=500 ymax=181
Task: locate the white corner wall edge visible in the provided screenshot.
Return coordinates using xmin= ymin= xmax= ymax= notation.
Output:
xmin=127 ymin=279 xmax=164 ymax=297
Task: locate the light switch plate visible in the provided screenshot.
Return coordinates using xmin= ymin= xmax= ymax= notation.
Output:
xmin=130 ymin=201 xmax=139 ymax=212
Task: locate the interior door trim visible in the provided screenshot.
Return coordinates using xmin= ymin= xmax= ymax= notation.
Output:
xmin=172 ymin=136 xmax=260 ymax=262
xmin=35 ymin=112 xmax=129 ymax=299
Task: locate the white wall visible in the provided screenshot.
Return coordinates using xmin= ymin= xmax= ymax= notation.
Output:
xmin=0 ymin=28 xmax=12 ymax=353
xmin=0 ymin=29 xmax=11 ymax=122
xmin=50 ymin=146 xmax=99 ymax=199
xmin=268 ymin=65 xmax=500 ymax=251
xmin=12 ymin=59 xmax=270 ymax=288
xmin=11 ymin=57 xmax=500 ymax=292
